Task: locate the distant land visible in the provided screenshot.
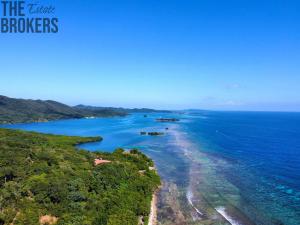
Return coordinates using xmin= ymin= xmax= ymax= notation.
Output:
xmin=0 ymin=95 xmax=170 ymax=124
xmin=74 ymin=104 xmax=170 ymax=114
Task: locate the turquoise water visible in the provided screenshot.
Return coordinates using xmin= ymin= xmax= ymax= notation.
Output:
xmin=3 ymin=111 xmax=300 ymax=225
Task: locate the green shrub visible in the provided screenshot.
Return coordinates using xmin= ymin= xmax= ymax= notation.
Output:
xmin=0 ymin=128 xmax=160 ymax=225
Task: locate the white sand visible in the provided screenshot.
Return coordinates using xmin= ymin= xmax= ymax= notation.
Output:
xmin=148 ymin=193 xmax=158 ymax=225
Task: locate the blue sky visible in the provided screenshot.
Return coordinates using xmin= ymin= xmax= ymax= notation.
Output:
xmin=1 ymin=0 xmax=300 ymax=111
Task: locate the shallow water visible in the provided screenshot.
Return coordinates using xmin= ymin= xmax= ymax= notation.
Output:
xmin=3 ymin=111 xmax=300 ymax=225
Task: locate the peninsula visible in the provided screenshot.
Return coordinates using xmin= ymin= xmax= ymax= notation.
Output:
xmin=0 ymin=128 xmax=160 ymax=225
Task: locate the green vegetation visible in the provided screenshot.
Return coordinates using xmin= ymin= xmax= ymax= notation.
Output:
xmin=0 ymin=128 xmax=160 ymax=225
xmin=0 ymin=95 xmax=127 ymax=124
xmin=0 ymin=95 xmax=171 ymax=124
xmin=75 ymin=105 xmax=170 ymax=114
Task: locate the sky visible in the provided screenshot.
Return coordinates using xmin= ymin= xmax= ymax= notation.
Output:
xmin=0 ymin=0 xmax=300 ymax=111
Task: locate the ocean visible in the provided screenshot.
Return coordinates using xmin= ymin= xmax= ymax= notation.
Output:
xmin=3 ymin=111 xmax=300 ymax=225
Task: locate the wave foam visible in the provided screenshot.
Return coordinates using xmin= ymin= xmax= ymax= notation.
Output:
xmin=215 ymin=207 xmax=243 ymax=225
xmin=187 ymin=189 xmax=203 ymax=218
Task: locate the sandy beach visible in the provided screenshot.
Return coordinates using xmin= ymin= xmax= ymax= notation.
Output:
xmin=148 ymin=191 xmax=158 ymax=225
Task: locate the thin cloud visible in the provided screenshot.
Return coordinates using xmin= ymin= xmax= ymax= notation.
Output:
xmin=225 ymin=83 xmax=241 ymax=90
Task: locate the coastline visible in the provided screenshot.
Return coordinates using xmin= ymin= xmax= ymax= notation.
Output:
xmin=0 ymin=128 xmax=161 ymax=224
xmin=148 ymin=190 xmax=159 ymax=225
xmin=3 ymin=112 xmax=300 ymax=225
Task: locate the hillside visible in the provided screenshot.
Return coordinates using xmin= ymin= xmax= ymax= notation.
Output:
xmin=0 ymin=95 xmax=170 ymax=124
xmin=74 ymin=105 xmax=171 ymax=114
xmin=0 ymin=128 xmax=160 ymax=225
xmin=0 ymin=95 xmax=127 ymax=124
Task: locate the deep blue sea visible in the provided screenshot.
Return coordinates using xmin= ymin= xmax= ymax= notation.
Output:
xmin=3 ymin=111 xmax=300 ymax=225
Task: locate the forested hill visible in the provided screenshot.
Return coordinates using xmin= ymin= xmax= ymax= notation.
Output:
xmin=0 ymin=95 xmax=128 ymax=124
xmin=0 ymin=95 xmax=170 ymax=124
xmin=74 ymin=104 xmax=171 ymax=113
xmin=0 ymin=128 xmax=160 ymax=225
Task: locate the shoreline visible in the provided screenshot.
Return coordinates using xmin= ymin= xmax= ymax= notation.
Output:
xmin=148 ymin=189 xmax=159 ymax=225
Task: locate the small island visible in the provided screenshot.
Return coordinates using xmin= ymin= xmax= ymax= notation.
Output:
xmin=156 ymin=118 xmax=180 ymax=122
xmin=140 ymin=132 xmax=165 ymax=136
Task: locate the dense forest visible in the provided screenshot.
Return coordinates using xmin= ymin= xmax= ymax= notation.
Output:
xmin=0 ymin=128 xmax=160 ymax=225
xmin=0 ymin=95 xmax=170 ymax=124
xmin=0 ymin=95 xmax=127 ymax=124
xmin=74 ymin=105 xmax=170 ymax=114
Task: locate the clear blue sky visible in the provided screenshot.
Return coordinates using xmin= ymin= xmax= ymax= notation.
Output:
xmin=1 ymin=0 xmax=300 ymax=111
